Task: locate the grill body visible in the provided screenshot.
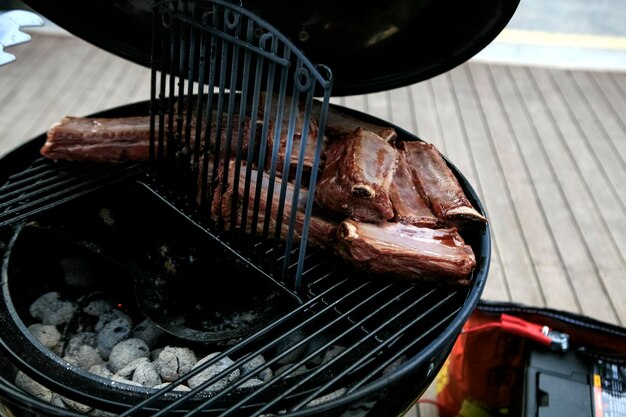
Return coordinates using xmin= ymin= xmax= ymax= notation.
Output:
xmin=0 ymin=100 xmax=490 ymax=417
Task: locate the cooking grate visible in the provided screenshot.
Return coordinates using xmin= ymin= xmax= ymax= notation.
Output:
xmin=143 ymin=0 xmax=333 ymax=295
xmin=0 ymin=157 xmax=143 ymax=228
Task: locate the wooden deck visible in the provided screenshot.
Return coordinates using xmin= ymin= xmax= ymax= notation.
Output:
xmin=1 ymin=33 xmax=625 ymax=416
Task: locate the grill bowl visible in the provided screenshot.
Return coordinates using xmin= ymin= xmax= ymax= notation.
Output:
xmin=0 ymin=100 xmax=490 ymax=417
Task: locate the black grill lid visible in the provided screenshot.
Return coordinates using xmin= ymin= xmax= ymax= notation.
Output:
xmin=22 ymin=0 xmax=518 ymax=96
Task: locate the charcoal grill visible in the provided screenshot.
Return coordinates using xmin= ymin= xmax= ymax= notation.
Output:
xmin=0 ymin=0 xmax=518 ymax=416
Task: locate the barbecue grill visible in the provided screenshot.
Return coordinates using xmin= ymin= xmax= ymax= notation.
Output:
xmin=0 ymin=1 xmax=518 ymax=416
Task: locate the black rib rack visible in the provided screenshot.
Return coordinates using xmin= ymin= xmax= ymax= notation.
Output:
xmin=145 ymin=0 xmax=333 ymax=295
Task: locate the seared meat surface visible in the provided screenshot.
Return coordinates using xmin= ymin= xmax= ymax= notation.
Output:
xmin=400 ymin=140 xmax=487 ymax=226
xmin=41 ymin=116 xmax=153 ymax=162
xmin=41 ymin=113 xmax=255 ymax=163
xmin=335 ymin=220 xmax=476 ymax=285
xmin=389 ymin=151 xmax=440 ymax=228
xmin=314 ymin=127 xmax=398 ymax=223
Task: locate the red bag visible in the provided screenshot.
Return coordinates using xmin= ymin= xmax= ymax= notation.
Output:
xmin=435 ymin=301 xmax=626 ymax=417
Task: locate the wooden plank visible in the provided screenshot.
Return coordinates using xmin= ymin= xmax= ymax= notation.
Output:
xmin=388 ymin=86 xmax=418 ymax=134
xmin=448 ymin=64 xmax=544 ymax=307
xmin=20 ymin=39 xmax=118 ymax=140
xmin=466 ymin=62 xmax=581 ymax=311
xmin=364 ymin=90 xmax=391 ymax=122
xmin=575 ymin=72 xmax=626 ymax=166
xmin=408 ymin=79 xmax=445 ymax=150
xmin=544 ymin=68 xmax=626 ymax=324
xmin=589 ymin=72 xmax=626 ymax=140
xmin=0 ymin=36 xmax=95 ymax=157
xmin=525 ymin=66 xmax=622 ymax=324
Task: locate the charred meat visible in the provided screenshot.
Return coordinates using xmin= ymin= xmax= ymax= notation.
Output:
xmin=335 ymin=220 xmax=476 ymax=285
xmin=389 ymin=151 xmax=440 ymax=228
xmin=400 ymin=140 xmax=486 ymax=226
xmin=314 ymin=127 xmax=398 ymax=223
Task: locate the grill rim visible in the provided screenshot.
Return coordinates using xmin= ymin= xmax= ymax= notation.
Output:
xmin=0 ymin=99 xmax=490 ymax=416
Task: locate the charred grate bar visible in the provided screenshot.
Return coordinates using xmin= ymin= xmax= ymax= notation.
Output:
xmin=0 ymin=158 xmax=144 ymax=228
xmin=145 ymin=0 xmax=333 ymax=294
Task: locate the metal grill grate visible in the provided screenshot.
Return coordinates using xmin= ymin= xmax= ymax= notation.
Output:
xmin=144 ymin=0 xmax=333 ymax=294
xmin=0 ymin=158 xmax=143 ymax=228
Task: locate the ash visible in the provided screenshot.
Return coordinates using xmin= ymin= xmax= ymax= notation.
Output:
xmin=20 ymin=289 xmax=351 ymax=415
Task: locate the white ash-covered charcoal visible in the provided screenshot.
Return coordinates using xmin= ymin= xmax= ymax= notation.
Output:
xmin=114 ymin=357 xmax=150 ymax=379
xmin=313 ymin=99 xmax=397 ymax=143
xmin=27 ymin=324 xmax=61 ymax=351
xmin=153 ymin=382 xmax=192 ymax=392
xmin=112 ymin=375 xmax=143 ymax=387
xmin=382 ymin=355 xmax=407 ymax=376
xmin=258 ymin=92 xmax=324 ymax=182
xmin=275 ymin=364 xmax=308 ymax=379
xmin=389 ymin=151 xmax=440 ymax=228
xmin=107 ymin=338 xmax=150 ymax=373
xmin=187 ymin=352 xmax=241 ymax=393
xmin=82 ymin=299 xmax=113 ymax=317
xmin=399 ymin=140 xmax=487 ymax=226
xmin=154 ymin=346 xmax=197 ymax=382
xmin=131 ymin=360 xmax=162 ymax=388
xmin=88 ymin=364 xmax=113 ymax=379
xmin=59 ymin=395 xmax=93 ymax=414
xmin=63 ymin=344 xmax=104 ymax=371
xmin=240 ymin=354 xmax=273 ymax=382
xmin=97 ymin=316 xmax=132 ymax=360
xmin=320 ymin=345 xmax=346 ymax=365
xmin=50 ymin=393 xmax=68 ymax=410
xmin=275 ymin=329 xmax=307 ymax=366
xmin=29 ymin=292 xmax=78 ymax=326
xmin=88 ymin=408 xmax=117 ymax=417
xmin=114 ymin=357 xmax=163 ymax=388
xmin=212 ymin=160 xmax=338 ymax=249
xmin=314 ymin=127 xmax=398 ymax=223
xmin=305 ymin=388 xmax=347 ymax=407
xmin=334 ymin=220 xmax=477 ymax=285
xmin=239 ymin=378 xmax=264 ymax=388
xmin=304 ymin=334 xmax=332 ymax=366
xmin=15 ymin=371 xmax=53 ymax=403
xmin=94 ymin=309 xmax=132 ymax=332
xmin=65 ymin=332 xmax=98 ymax=353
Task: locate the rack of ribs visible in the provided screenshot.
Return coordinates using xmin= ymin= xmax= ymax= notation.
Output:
xmin=39 ymin=98 xmax=487 ymax=286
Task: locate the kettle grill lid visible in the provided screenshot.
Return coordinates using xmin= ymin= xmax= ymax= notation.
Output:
xmin=21 ymin=0 xmax=519 ymax=96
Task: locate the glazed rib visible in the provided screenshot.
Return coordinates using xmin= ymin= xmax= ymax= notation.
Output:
xmin=314 ymin=127 xmax=398 ymax=223
xmin=334 ymin=220 xmax=476 ymax=284
xmin=400 ymin=140 xmax=487 ymax=225
xmin=212 ymin=160 xmax=338 ymax=249
xmin=389 ymin=151 xmax=440 ymax=228
xmin=41 ymin=116 xmax=153 ymax=162
xmin=41 ymin=113 xmax=254 ymax=163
